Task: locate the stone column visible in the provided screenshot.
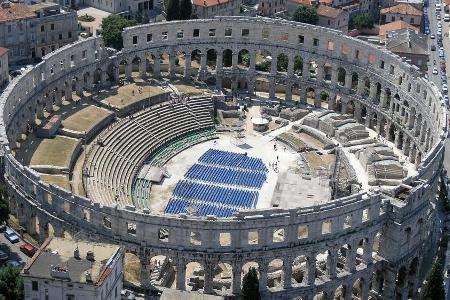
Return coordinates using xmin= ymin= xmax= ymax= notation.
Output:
xmin=345 ymin=244 xmax=356 ymax=272
xmin=39 ymin=221 xmax=47 ymax=243
xmin=287 ymin=55 xmax=294 ymax=77
xmin=403 ymin=137 xmax=410 ymax=156
xmin=327 ymin=249 xmax=337 ymax=279
xmin=203 ymin=262 xmax=214 ymax=294
xmin=328 ymin=92 xmax=336 ymax=111
xmin=140 ymin=255 xmax=151 ymax=288
xmin=139 ymin=58 xmax=147 ymax=79
xmin=306 ymin=253 xmax=316 ymax=286
xmin=271 ymin=55 xmax=277 ymax=75
xmin=369 ymin=82 xmax=377 ymax=101
xmin=76 ymin=80 xmax=83 ymax=97
xmin=316 ymin=64 xmax=324 ymax=81
xmin=125 ymin=63 xmax=132 ymax=80
xmin=385 ymin=120 xmax=392 ymax=139
xmin=365 ymin=108 xmax=372 ymax=128
xmin=341 ymin=99 xmax=348 ymax=114
xmin=354 ymin=102 xmax=362 ymax=122
xmin=314 ymin=93 xmax=321 ymax=108
xmin=54 ymin=90 xmax=62 ymax=106
xmin=215 ymin=52 xmax=223 ymax=74
xmin=232 ymin=263 xmax=242 ymax=295
xmin=232 ymin=52 xmax=238 ymax=70
xmin=176 ymin=258 xmax=186 ymax=290
xmin=249 ymin=52 xmax=256 ymax=72
xmin=285 ymin=83 xmax=292 ymax=102
xmin=303 ymin=60 xmax=310 ymax=79
xmin=248 ymin=78 xmax=255 ymax=95
xmin=380 ymin=90 xmax=386 ymax=107
xmin=184 ymin=54 xmax=191 ymax=80
xmin=409 ymin=145 xmax=416 ymax=163
xmin=169 ymin=51 xmax=176 ymax=79
xmin=113 ymin=65 xmax=120 ymax=82
xmin=269 ymin=78 xmax=276 ymax=99
xmin=199 ymin=53 xmax=207 ymax=80
xmin=153 ymin=54 xmax=161 ymax=78
xmin=258 ymin=260 xmax=268 ymax=293
xmin=45 ymin=97 xmax=53 ymax=113
xmin=363 ymin=237 xmax=373 ymax=265
xmin=376 ymin=114 xmax=383 ymax=135
xmin=382 ymin=268 xmax=397 ymax=299
xmin=415 ymin=150 xmax=422 ymax=165
xmin=283 ymin=256 xmax=293 ymax=289
xmin=357 ymin=78 xmax=365 ymax=95
xmin=345 ymin=72 xmax=352 ymax=89
xmin=216 ymin=76 xmax=222 ymax=90
xmin=100 ymin=70 xmax=107 ymax=85
xmin=331 ymin=67 xmax=338 ymax=85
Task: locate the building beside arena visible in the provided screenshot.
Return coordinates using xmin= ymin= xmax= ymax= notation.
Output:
xmin=0 ymin=17 xmax=446 ymax=299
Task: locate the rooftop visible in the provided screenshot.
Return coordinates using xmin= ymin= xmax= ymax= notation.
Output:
xmin=379 ymin=20 xmax=418 ymax=40
xmin=386 ymin=28 xmax=428 ymax=55
xmin=380 ymin=3 xmax=423 ymax=16
xmin=22 ymin=237 xmax=122 ymax=286
xmin=192 ymin=0 xmax=232 ymax=8
xmin=317 ymin=5 xmax=345 ymax=18
xmin=0 ymin=3 xmax=36 ymax=23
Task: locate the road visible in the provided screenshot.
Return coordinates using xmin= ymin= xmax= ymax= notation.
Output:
xmin=426 ymin=0 xmax=450 ymax=171
xmin=0 ymin=228 xmax=30 ymax=266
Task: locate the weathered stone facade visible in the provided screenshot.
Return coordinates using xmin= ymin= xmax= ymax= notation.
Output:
xmin=0 ymin=17 xmax=446 ymax=299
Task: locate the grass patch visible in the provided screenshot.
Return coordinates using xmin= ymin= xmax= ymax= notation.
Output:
xmin=40 ymin=174 xmax=69 ymax=190
xmin=101 ymin=83 xmax=164 ymax=108
xmin=62 ymin=105 xmax=112 ymax=132
xmin=78 ymin=14 xmax=95 ymax=22
xmin=30 ymin=136 xmax=79 ymax=168
xmin=124 ymin=253 xmax=141 ymax=284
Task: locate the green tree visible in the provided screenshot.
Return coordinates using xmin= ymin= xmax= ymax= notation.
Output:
xmin=179 ymin=0 xmax=192 ymax=20
xmin=350 ymin=13 xmax=375 ymax=30
xmin=101 ymin=15 xmax=136 ymax=50
xmin=420 ymin=258 xmax=445 ymax=300
xmin=0 ymin=184 xmax=9 ymax=225
xmin=241 ymin=267 xmax=260 ymax=300
xmin=277 ymin=53 xmax=288 ymax=72
xmin=166 ymin=0 xmax=180 ymax=21
xmin=292 ymin=5 xmax=318 ymax=25
xmin=0 ymin=265 xmax=23 ymax=300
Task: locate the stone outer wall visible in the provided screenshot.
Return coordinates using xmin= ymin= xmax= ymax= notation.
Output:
xmin=0 ymin=17 xmax=447 ymax=300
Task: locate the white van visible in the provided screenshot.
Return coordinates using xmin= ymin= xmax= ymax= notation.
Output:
xmin=437 ymin=3 xmax=442 ymax=10
xmin=445 ymin=13 xmax=450 ymax=21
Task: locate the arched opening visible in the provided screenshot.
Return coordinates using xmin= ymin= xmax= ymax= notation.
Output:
xmin=415 ymin=114 xmax=422 ymax=136
xmin=146 ymin=53 xmax=155 ymax=76
xmin=388 ymin=124 xmax=396 ymax=142
xmin=334 ymin=285 xmax=348 ymax=300
xmin=255 ymin=76 xmax=269 ymax=93
xmin=222 ymin=49 xmax=233 ymax=68
xmin=374 ymin=82 xmax=381 ymax=104
xmin=363 ymin=78 xmax=370 ymax=97
xmin=237 ymin=77 xmax=248 ymax=92
xmin=346 ymin=100 xmax=355 ymax=116
xmin=335 ymin=96 xmax=342 ymax=113
xmin=118 ymin=60 xmax=128 ymax=78
xmin=222 ymin=77 xmax=232 ymax=92
xmin=313 ymin=291 xmax=328 ymax=300
xmin=309 ymin=61 xmax=318 ymax=79
xmin=338 ymin=244 xmax=352 ymax=272
xmin=323 ymin=63 xmax=332 ymax=82
xmin=320 ymin=91 xmax=330 ymax=109
xmin=409 ymin=107 xmax=416 ymax=130
xmin=277 ymin=53 xmax=289 ymax=73
xmin=384 ymin=88 xmax=392 ymax=109
xmin=292 ymin=255 xmax=307 ymax=286
xmin=175 ymin=50 xmax=186 ymax=75
xmin=131 ymin=56 xmax=141 ymax=78
xmin=93 ymin=68 xmax=102 ymax=85
xmin=369 ymin=112 xmax=377 ymax=130
xmin=255 ymin=49 xmax=272 ymax=73
xmin=213 ymin=262 xmax=233 ymax=294
xmin=206 ymin=49 xmax=217 ymax=73
xmin=306 ymin=87 xmax=316 ymax=106
xmin=315 ymin=250 xmax=330 ymax=281
xmin=352 ymin=278 xmax=365 ymax=299
xmin=267 ymin=259 xmax=284 ymax=289
xmin=361 ymin=106 xmax=367 ymax=124
xmin=337 ymin=67 xmax=346 ymax=86
xmin=351 ymin=72 xmax=358 ymax=91
xmin=242 ymin=261 xmax=259 ymax=287
xmin=238 ymin=49 xmax=250 ymax=69
xmin=186 ymin=261 xmax=205 ymax=291
xmin=292 ymin=83 xmax=301 ymax=102
xmin=191 ymin=49 xmax=202 ymax=74
xmin=294 ymin=55 xmax=303 ymax=76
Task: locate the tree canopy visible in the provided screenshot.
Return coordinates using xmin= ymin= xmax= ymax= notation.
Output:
xmin=292 ymin=5 xmax=318 ymax=25
xmin=420 ymin=258 xmax=445 ymax=300
xmin=0 ymin=265 xmax=23 ymax=300
xmin=166 ymin=0 xmax=180 ymax=21
xmin=350 ymin=13 xmax=375 ymax=30
xmin=241 ymin=267 xmax=261 ymax=300
xmin=179 ymin=0 xmax=192 ymax=20
xmin=0 ymin=183 xmax=9 ymax=225
xmin=101 ymin=15 xmax=136 ymax=50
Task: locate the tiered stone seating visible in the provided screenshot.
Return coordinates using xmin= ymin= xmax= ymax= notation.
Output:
xmin=85 ymin=97 xmax=214 ymax=207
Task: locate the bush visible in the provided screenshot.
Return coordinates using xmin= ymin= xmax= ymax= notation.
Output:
xmin=292 ymin=5 xmax=318 ymax=25
xmin=78 ymin=14 xmax=95 ymax=22
xmin=350 ymin=13 xmax=375 ymax=30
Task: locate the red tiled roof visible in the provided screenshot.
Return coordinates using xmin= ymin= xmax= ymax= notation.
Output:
xmin=192 ymin=0 xmax=231 ymax=7
xmin=0 ymin=3 xmax=36 ymax=23
xmin=380 ymin=3 xmax=423 ymax=16
xmin=0 ymin=47 xmax=8 ymax=57
xmin=379 ymin=20 xmax=418 ymax=40
xmin=317 ymin=5 xmax=345 ymax=18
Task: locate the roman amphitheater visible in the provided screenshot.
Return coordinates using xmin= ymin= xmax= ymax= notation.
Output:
xmin=0 ymin=17 xmax=446 ymax=299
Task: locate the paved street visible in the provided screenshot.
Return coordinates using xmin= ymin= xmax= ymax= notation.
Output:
xmin=0 ymin=228 xmax=30 ymax=267
xmin=426 ymin=1 xmax=450 ymax=171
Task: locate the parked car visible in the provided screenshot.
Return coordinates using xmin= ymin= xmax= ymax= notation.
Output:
xmin=439 ymin=50 xmax=445 ymax=57
xmin=431 ymin=34 xmax=436 ymax=39
xmin=433 ymin=67 xmax=439 ymax=74
xmin=20 ymin=243 xmax=36 ymax=257
xmin=0 ymin=250 xmax=8 ymax=262
xmin=6 ymin=259 xmax=24 ymax=267
xmin=432 ymin=45 xmax=437 ymax=51
xmin=443 ymin=84 xmax=448 ymax=93
xmin=4 ymin=228 xmax=19 ymax=243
